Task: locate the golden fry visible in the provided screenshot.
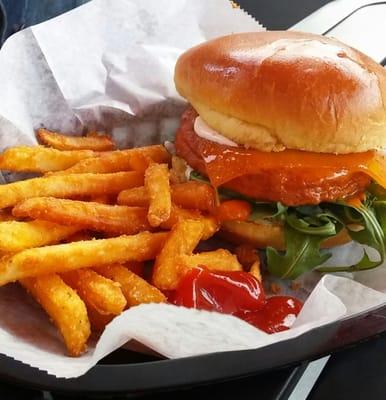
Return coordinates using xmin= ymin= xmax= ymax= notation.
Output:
xmin=234 ymin=244 xmax=260 ymax=268
xmin=169 ymin=155 xmax=188 ymax=184
xmin=61 ymin=269 xmax=126 ymax=315
xmin=13 ymin=197 xmax=151 ymax=235
xmin=0 ymin=146 xmax=96 ymax=173
xmin=86 ymin=306 xmax=114 ymax=331
xmin=37 ymin=128 xmax=115 ymax=151
xmin=178 ymin=249 xmax=242 ymax=274
xmin=171 ymin=182 xmax=216 ymax=211
xmin=0 ymin=220 xmax=81 ymax=252
xmin=159 ymin=205 xmax=202 ymax=230
xmin=153 ymin=219 xmax=212 ymax=290
xmin=0 ymin=231 xmax=167 ymax=286
xmin=53 ymin=145 xmax=170 ymax=175
xmin=0 ymin=171 xmax=143 ymax=209
xmin=94 ymin=264 xmax=166 ymax=307
xmin=117 ymin=186 xmax=148 ymax=207
xmin=117 ymin=181 xmax=216 ymax=211
xmin=20 ymin=274 xmax=91 ymax=356
xmin=249 ymin=260 xmax=262 ymax=282
xmin=145 ymin=163 xmax=171 ymax=227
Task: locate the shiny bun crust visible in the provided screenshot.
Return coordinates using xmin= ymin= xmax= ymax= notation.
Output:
xmin=220 ymin=220 xmax=351 ymax=250
xmin=175 ymin=31 xmax=386 ymax=153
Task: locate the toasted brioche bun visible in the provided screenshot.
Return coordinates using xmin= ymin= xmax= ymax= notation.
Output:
xmin=175 ymin=31 xmax=386 ymax=154
xmin=219 ymin=220 xmax=351 ymax=250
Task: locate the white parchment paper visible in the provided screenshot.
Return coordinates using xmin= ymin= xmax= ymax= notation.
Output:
xmin=0 ymin=0 xmax=386 ymax=379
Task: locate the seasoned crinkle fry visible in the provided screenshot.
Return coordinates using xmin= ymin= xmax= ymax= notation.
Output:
xmin=37 ymin=129 xmax=115 ymax=151
xmin=0 ymin=171 xmax=143 ymax=209
xmin=0 ymin=231 xmax=167 ymax=286
xmin=178 ymin=249 xmax=242 ymax=274
xmin=94 ymin=264 xmax=166 ymax=306
xmin=13 ymin=197 xmax=151 ymax=235
xmin=20 ymin=274 xmax=91 ymax=356
xmin=117 ymin=181 xmax=215 ymax=212
xmin=61 ymin=269 xmax=127 ymax=315
xmin=153 ymin=219 xmax=216 ymax=290
xmin=52 ymin=145 xmax=170 ymax=175
xmin=0 ymin=145 xmax=96 ymax=173
xmin=0 ymin=220 xmax=81 ymax=252
xmin=145 ymin=163 xmax=171 ymax=227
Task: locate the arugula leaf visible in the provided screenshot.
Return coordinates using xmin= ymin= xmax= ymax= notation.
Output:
xmin=249 ymin=202 xmax=288 ymax=222
xmin=267 ymin=224 xmax=332 ymax=279
xmin=317 ymin=201 xmax=385 ymax=273
xmin=286 ymin=211 xmax=340 ymax=236
xmin=188 ymin=169 xmax=386 ymax=277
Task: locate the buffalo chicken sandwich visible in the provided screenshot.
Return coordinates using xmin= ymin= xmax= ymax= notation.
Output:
xmin=174 ymin=31 xmax=386 ymax=279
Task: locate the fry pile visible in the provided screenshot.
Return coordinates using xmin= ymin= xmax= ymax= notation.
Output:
xmin=0 ymin=129 xmax=259 ymax=356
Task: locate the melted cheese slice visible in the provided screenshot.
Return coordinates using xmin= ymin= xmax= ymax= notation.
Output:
xmin=201 ymin=144 xmax=386 ymax=189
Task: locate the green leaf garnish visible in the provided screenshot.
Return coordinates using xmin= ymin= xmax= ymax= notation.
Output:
xmin=267 ymin=224 xmax=332 ymax=279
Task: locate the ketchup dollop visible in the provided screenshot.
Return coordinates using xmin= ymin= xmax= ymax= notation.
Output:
xmin=170 ymin=268 xmax=303 ymax=333
xmin=239 ymin=296 xmax=303 ymax=333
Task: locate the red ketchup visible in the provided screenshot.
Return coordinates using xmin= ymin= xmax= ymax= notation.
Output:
xmin=238 ymin=296 xmax=303 ymax=333
xmin=170 ymin=268 xmax=303 ymax=333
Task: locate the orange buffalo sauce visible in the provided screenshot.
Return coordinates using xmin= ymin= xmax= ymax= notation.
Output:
xmin=202 ymin=144 xmax=386 ymax=190
xmin=175 ymin=107 xmax=386 ymax=205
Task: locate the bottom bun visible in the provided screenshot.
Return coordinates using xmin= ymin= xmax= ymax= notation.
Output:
xmin=220 ymin=220 xmax=351 ymax=250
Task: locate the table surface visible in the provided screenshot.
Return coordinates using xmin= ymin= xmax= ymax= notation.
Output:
xmin=1 ymin=1 xmax=386 ymax=399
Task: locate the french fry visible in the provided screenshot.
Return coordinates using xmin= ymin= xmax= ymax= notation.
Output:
xmin=200 ymin=216 xmax=219 ymax=240
xmin=171 ymin=182 xmax=216 ymax=212
xmin=234 ymin=244 xmax=260 ymax=268
xmin=61 ymin=269 xmax=127 ymax=315
xmin=170 ymin=155 xmax=189 ymax=184
xmin=0 ymin=231 xmax=167 ymax=286
xmin=145 ymin=163 xmax=171 ymax=227
xmin=94 ymin=264 xmax=166 ymax=306
xmin=0 ymin=220 xmax=81 ymax=252
xmin=178 ymin=249 xmax=242 ymax=274
xmin=117 ymin=181 xmax=216 ymax=211
xmin=86 ymin=307 xmax=114 ymax=331
xmin=159 ymin=205 xmax=202 ymax=230
xmin=37 ymin=129 xmax=115 ymax=151
xmin=0 ymin=146 xmax=96 ymax=173
xmin=13 ymin=197 xmax=151 ymax=235
xmin=52 ymin=145 xmax=170 ymax=175
xmin=20 ymin=274 xmax=91 ymax=356
xmin=249 ymin=260 xmax=262 ymax=282
xmin=0 ymin=171 xmax=143 ymax=209
xmin=153 ymin=219 xmax=213 ymax=290
xmin=117 ymin=186 xmax=148 ymax=207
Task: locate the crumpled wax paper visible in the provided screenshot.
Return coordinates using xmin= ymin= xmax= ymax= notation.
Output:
xmin=0 ymin=0 xmax=386 ymax=379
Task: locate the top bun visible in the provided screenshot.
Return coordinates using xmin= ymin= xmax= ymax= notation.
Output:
xmin=174 ymin=31 xmax=386 ymax=153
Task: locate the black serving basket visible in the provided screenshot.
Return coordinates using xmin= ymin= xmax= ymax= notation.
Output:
xmin=0 ymin=0 xmax=386 ymax=395
xmin=1 ymin=305 xmax=386 ymax=394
